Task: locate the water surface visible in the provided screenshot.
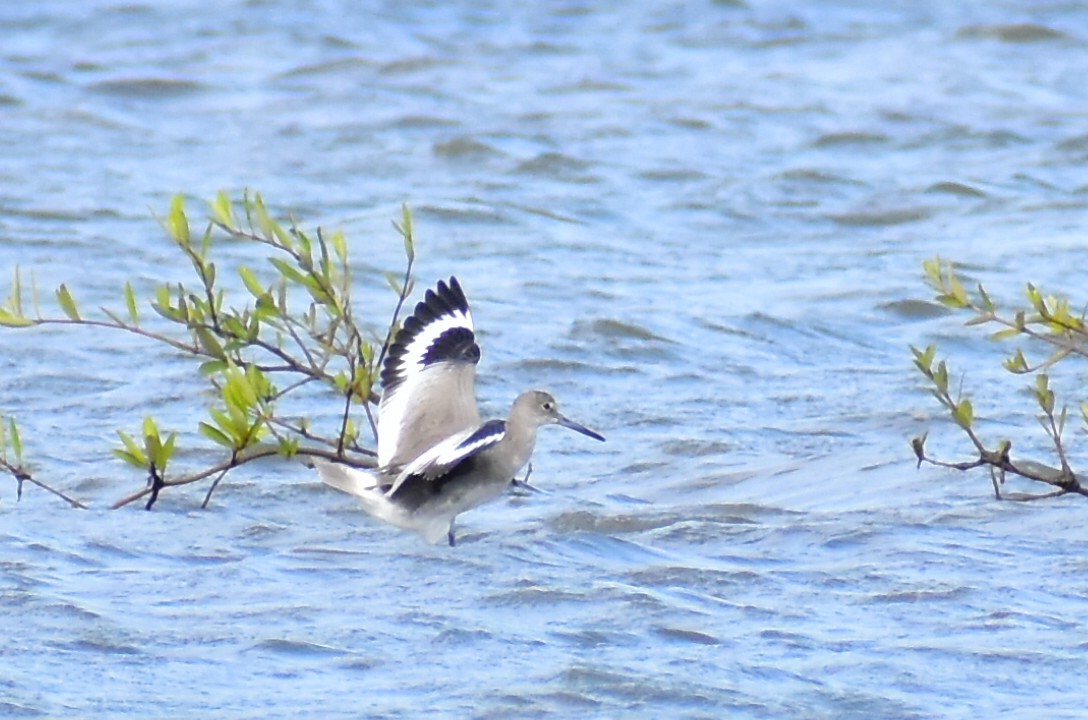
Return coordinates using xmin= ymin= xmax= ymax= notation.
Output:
xmin=3 ymin=1 xmax=1088 ymax=717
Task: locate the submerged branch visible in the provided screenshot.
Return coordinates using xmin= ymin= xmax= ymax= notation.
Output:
xmin=912 ymin=434 xmax=1088 ymax=501
xmin=2 ymin=460 xmax=87 ymax=509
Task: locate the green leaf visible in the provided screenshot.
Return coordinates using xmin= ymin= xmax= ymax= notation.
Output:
xmin=199 ymin=422 xmax=234 ymax=449
xmin=209 ymin=408 xmax=236 ymax=435
xmin=1025 ymin=282 xmax=1043 ymax=312
xmin=239 ymin=266 xmax=265 ymax=298
xmin=9 ymin=417 xmax=22 ymax=464
xmin=277 ymin=276 xmax=288 ymax=312
xmin=269 ymin=257 xmax=308 ymax=286
xmin=976 ymin=283 xmax=993 ymax=313
xmin=167 ymin=194 xmax=190 ymax=246
xmin=199 ymin=359 xmax=229 ymax=376
xmin=10 ymin=266 xmax=24 ymax=316
xmin=245 ymin=364 xmax=272 ymax=398
xmin=989 ymin=327 xmax=1020 ymax=341
xmin=400 ymin=203 xmax=415 ymax=263
xmin=277 ymin=436 xmax=299 ymax=458
xmin=296 ymin=228 xmax=314 ymax=271
xmin=353 ymin=371 xmax=373 ymax=403
xmin=333 ymin=371 xmax=349 ymax=393
xmin=254 ymin=293 xmax=278 ymax=322
xmin=211 ymin=190 xmax=235 ymax=229
xmin=922 ymin=257 xmax=942 ymax=287
xmin=953 ymin=398 xmax=973 ymax=429
xmin=156 ymin=432 xmax=177 ymax=471
xmin=1041 ymin=391 xmax=1056 ymax=415
xmin=933 ymin=360 xmax=949 ymax=393
xmin=922 ymin=344 xmax=936 ymax=370
xmin=223 ymin=368 xmax=258 ymax=412
xmin=200 ymin=224 xmax=213 ymax=262
xmin=151 ymin=303 xmax=180 ymax=323
xmin=301 ymin=276 xmax=332 ymax=306
xmin=270 ymin=258 xmax=332 ymax=306
xmin=910 ymin=344 xmax=936 ymax=373
xmin=175 ymin=289 xmax=190 ymax=323
xmin=55 ymin=284 xmax=81 ymax=321
xmin=252 ymin=193 xmax=291 ymax=248
xmin=221 ymin=315 xmax=248 ymax=340
xmin=0 ymin=307 xmax=33 ymax=327
xmin=1003 ymin=349 xmax=1029 ymax=374
xmin=316 ymin=229 xmax=331 ymax=278
xmin=188 ymin=294 xmax=210 ymax=324
xmin=948 ymin=269 xmax=968 ymax=307
xmin=1035 ymin=374 xmax=1049 ymax=394
xmin=142 ymin=416 xmax=163 ymax=467
xmin=330 ymin=230 xmax=347 ymax=265
xmin=112 ymin=449 xmax=147 ymax=468
xmin=1035 ymin=374 xmax=1055 ymax=414
xmin=383 ymin=271 xmax=404 ymax=295
xmin=143 ymin=432 xmax=162 ymax=468
xmin=935 ymin=293 xmax=968 ymax=309
xmin=194 ymin=326 xmax=226 ymax=360
xmin=124 ymin=282 xmax=139 ymax=324
xmin=116 ymin=430 xmax=147 ymax=467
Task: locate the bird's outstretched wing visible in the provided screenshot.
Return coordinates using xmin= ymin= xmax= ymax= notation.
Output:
xmin=378 ymin=277 xmax=482 ymax=468
xmin=387 ymin=419 xmax=507 ymax=499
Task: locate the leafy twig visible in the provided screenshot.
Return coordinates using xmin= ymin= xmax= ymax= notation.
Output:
xmin=912 ymin=257 xmax=1088 ymax=501
xmin=0 ymin=191 xmax=412 ymax=509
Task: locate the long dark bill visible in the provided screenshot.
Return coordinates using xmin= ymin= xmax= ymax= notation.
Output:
xmin=557 ymin=415 xmax=606 ymax=442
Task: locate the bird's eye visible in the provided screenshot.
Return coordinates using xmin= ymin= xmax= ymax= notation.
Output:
xmin=543 ymin=402 xmax=554 ymax=411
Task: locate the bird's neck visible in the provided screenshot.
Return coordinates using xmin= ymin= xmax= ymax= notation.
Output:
xmin=499 ymin=416 xmax=538 ymax=477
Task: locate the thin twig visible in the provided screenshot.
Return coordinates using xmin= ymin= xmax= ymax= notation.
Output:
xmin=374 ymin=256 xmax=415 ymax=381
xmin=2 ymin=462 xmax=87 ymax=508
xmin=913 ymin=435 xmax=1088 ymax=498
xmin=110 ymin=445 xmax=376 ymax=509
xmin=365 ymin=252 xmax=416 ymax=446
xmin=201 ymin=451 xmax=235 ymax=509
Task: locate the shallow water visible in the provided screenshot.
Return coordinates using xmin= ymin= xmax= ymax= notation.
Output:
xmin=4 ymin=1 xmax=1088 ymax=717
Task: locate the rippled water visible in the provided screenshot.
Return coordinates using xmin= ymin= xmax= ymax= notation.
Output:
xmin=4 ymin=1 xmax=1088 ymax=717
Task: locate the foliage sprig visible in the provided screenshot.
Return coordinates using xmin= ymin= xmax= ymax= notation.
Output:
xmin=912 ymin=257 xmax=1088 ymax=500
xmin=0 ymin=191 xmax=416 ymax=509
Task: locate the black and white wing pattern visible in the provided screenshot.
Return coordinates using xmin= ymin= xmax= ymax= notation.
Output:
xmin=378 ymin=277 xmax=482 ymax=468
xmin=387 ymin=420 xmax=507 ymax=501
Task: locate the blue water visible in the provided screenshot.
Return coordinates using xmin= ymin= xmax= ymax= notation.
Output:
xmin=4 ymin=1 xmax=1088 ymax=717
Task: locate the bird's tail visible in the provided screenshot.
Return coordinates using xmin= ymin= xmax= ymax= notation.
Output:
xmin=313 ymin=458 xmax=384 ymax=499
xmin=313 ymin=458 xmax=449 ymax=545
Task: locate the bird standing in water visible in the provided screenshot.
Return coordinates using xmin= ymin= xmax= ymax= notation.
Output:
xmin=315 ymin=277 xmax=604 ymax=545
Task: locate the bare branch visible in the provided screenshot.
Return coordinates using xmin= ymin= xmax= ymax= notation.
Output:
xmin=1 ymin=461 xmax=87 ymax=509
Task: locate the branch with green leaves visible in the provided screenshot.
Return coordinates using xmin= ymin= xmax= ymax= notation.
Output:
xmin=911 ymin=257 xmax=1088 ymax=500
xmin=0 ymin=191 xmax=417 ymax=509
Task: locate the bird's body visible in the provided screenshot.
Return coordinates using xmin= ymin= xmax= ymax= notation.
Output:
xmin=315 ymin=277 xmax=604 ymax=545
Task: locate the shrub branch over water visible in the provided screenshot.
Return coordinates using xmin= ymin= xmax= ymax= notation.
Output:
xmin=912 ymin=258 xmax=1088 ymax=500
xmin=0 ymin=192 xmax=416 ymax=509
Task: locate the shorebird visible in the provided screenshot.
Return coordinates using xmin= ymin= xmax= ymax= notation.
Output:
xmin=314 ymin=277 xmax=604 ymax=545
